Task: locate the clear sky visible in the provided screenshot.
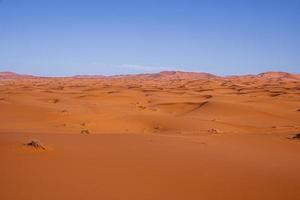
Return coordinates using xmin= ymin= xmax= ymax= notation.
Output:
xmin=0 ymin=0 xmax=299 ymax=76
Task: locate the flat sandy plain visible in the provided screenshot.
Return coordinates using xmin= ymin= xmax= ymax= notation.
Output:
xmin=1 ymin=71 xmax=300 ymax=200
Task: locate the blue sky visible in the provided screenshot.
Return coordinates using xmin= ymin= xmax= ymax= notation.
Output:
xmin=0 ymin=0 xmax=299 ymax=76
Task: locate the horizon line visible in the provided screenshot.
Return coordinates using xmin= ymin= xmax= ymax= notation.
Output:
xmin=1 ymin=70 xmax=300 ymax=78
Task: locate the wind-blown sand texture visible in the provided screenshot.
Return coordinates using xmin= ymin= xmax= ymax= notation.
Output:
xmin=1 ymin=71 xmax=300 ymax=200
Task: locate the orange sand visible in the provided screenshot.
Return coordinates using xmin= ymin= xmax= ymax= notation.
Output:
xmin=0 ymin=71 xmax=300 ymax=200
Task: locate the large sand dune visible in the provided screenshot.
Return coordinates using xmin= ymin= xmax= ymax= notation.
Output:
xmin=1 ymin=71 xmax=300 ymax=200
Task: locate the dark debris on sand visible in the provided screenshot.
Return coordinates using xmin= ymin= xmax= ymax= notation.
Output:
xmin=292 ymin=133 xmax=300 ymax=140
xmin=24 ymin=139 xmax=46 ymax=150
xmin=81 ymin=129 xmax=90 ymax=134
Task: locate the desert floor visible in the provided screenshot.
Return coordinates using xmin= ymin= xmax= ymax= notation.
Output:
xmin=1 ymin=74 xmax=300 ymax=200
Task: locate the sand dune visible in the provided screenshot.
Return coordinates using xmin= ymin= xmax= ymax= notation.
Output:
xmin=1 ymin=71 xmax=299 ymax=134
xmin=1 ymin=71 xmax=300 ymax=200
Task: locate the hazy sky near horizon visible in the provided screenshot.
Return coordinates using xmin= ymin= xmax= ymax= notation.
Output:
xmin=0 ymin=0 xmax=299 ymax=76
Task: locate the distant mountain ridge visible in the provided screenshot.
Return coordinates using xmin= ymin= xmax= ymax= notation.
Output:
xmin=257 ymin=72 xmax=300 ymax=80
xmin=1 ymin=71 xmax=299 ymax=81
xmin=0 ymin=72 xmax=35 ymax=79
xmin=111 ymin=71 xmax=218 ymax=80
